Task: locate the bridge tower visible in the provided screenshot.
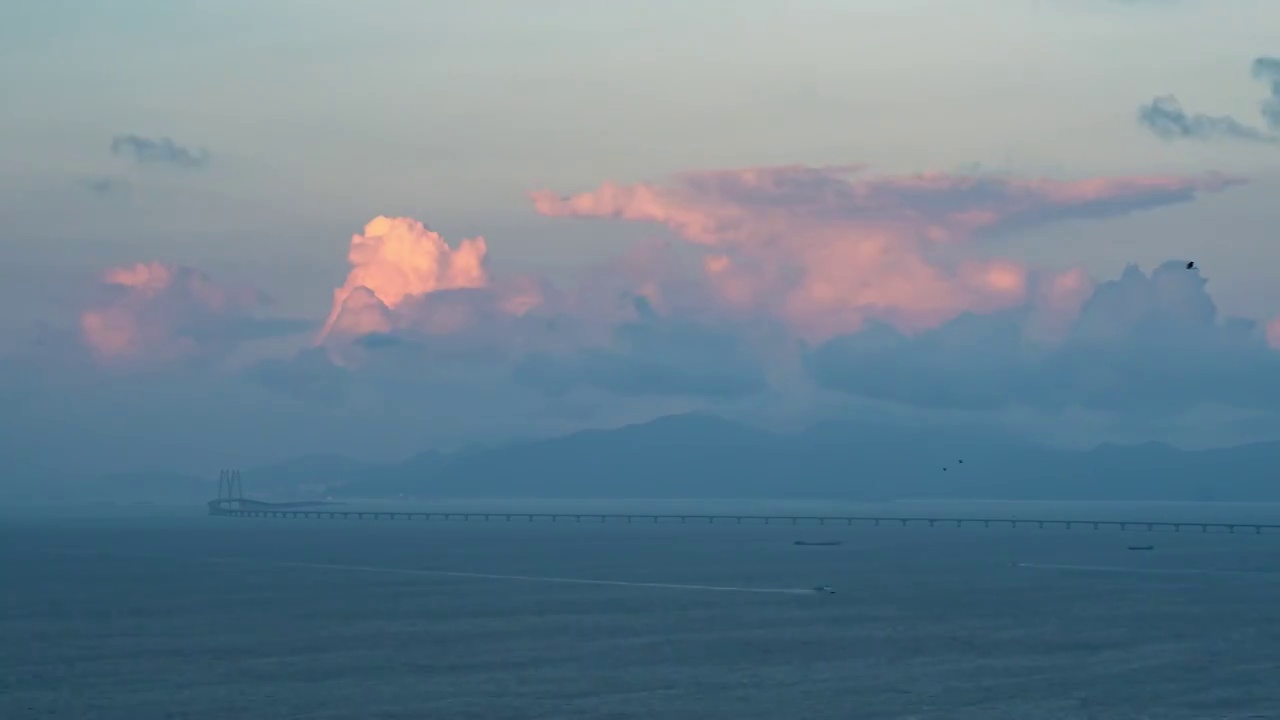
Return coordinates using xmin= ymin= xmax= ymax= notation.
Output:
xmin=217 ymin=469 xmax=243 ymax=502
xmin=209 ymin=469 xmax=246 ymax=515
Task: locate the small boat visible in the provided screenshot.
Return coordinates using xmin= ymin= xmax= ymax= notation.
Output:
xmin=793 ymin=540 xmax=843 ymax=546
xmin=1127 ymin=545 xmax=1155 ymax=551
xmin=813 ymin=585 xmax=837 ymax=594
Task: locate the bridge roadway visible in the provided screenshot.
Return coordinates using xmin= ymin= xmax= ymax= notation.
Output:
xmin=207 ymin=500 xmax=1280 ymax=534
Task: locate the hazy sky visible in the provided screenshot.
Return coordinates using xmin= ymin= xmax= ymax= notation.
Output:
xmin=2 ymin=0 xmax=1279 ymax=476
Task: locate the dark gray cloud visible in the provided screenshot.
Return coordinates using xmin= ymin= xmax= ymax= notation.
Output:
xmin=807 ymin=260 xmax=1280 ymax=415
xmin=1253 ymin=57 xmax=1280 ymax=130
xmin=327 ymin=288 xmax=770 ymax=400
xmin=1138 ymin=95 xmax=1276 ymax=144
xmin=353 ymin=332 xmax=408 ymax=350
xmin=514 ymin=306 xmax=768 ymax=399
xmin=75 ymin=176 xmax=130 ymax=196
xmin=1138 ymin=57 xmax=1280 ymax=145
xmin=244 ymin=347 xmax=349 ymax=407
xmin=110 ymin=134 xmax=210 ymax=169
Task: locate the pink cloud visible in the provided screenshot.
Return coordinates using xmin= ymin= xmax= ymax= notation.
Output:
xmin=532 ymin=165 xmax=1240 ymax=341
xmin=319 ymin=216 xmax=495 ymax=343
xmin=80 ymin=262 xmax=267 ymax=364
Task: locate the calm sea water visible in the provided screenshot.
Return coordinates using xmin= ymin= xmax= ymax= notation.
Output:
xmin=4 ymin=500 xmax=1280 ymax=719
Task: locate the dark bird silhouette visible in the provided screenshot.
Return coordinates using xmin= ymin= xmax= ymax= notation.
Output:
xmin=1186 ymin=261 xmax=1195 ymax=270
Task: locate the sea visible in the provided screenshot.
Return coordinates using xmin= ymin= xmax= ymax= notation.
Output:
xmin=3 ymin=499 xmax=1280 ymax=719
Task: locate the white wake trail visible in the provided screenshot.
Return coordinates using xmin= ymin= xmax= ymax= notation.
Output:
xmin=56 ymin=550 xmax=814 ymax=595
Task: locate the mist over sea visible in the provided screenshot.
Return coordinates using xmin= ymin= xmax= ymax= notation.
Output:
xmin=4 ymin=499 xmax=1280 ymax=719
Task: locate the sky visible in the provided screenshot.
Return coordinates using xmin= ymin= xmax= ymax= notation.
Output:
xmin=2 ymin=0 xmax=1279 ymax=477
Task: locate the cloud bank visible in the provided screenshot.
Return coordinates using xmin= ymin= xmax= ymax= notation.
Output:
xmin=9 ymin=162 xmax=1279 ymax=472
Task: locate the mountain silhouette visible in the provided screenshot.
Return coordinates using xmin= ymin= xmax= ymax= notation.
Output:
xmin=50 ymin=412 xmax=1280 ymax=503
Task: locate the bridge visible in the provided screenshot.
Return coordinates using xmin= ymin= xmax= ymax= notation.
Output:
xmin=209 ymin=471 xmax=1280 ymax=535
xmin=208 ymin=470 xmax=339 ymax=513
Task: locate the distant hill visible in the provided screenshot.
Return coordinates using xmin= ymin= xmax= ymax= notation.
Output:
xmin=329 ymin=413 xmax=1280 ymax=503
xmin=349 ymin=413 xmax=805 ymax=499
xmin=80 ymin=413 xmax=1280 ymax=503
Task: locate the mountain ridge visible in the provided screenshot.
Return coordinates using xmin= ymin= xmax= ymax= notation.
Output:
xmin=17 ymin=413 xmax=1280 ymax=504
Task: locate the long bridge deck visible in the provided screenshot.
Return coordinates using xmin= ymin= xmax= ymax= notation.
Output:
xmin=207 ymin=500 xmax=1280 ymax=534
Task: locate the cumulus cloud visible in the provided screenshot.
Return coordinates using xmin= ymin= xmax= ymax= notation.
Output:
xmin=110 ymin=134 xmax=211 ymax=169
xmin=318 ymin=216 xmax=498 ymax=344
xmin=79 ymin=262 xmax=307 ymax=366
xmin=807 ymin=260 xmax=1280 ymax=414
xmin=1138 ymin=57 xmax=1280 ymax=145
xmin=532 ymin=164 xmax=1238 ymax=341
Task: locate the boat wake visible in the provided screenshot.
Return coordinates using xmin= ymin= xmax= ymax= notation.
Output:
xmin=54 ymin=550 xmax=814 ymax=595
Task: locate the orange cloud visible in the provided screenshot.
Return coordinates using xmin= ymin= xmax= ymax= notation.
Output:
xmin=532 ymin=165 xmax=1239 ymax=341
xmin=319 ymin=216 xmax=492 ymax=343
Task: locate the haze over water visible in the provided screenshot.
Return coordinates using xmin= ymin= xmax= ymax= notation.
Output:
xmin=5 ymin=501 xmax=1280 ymax=719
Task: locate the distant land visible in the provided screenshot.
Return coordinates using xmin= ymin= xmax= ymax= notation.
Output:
xmin=11 ymin=413 xmax=1280 ymax=504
